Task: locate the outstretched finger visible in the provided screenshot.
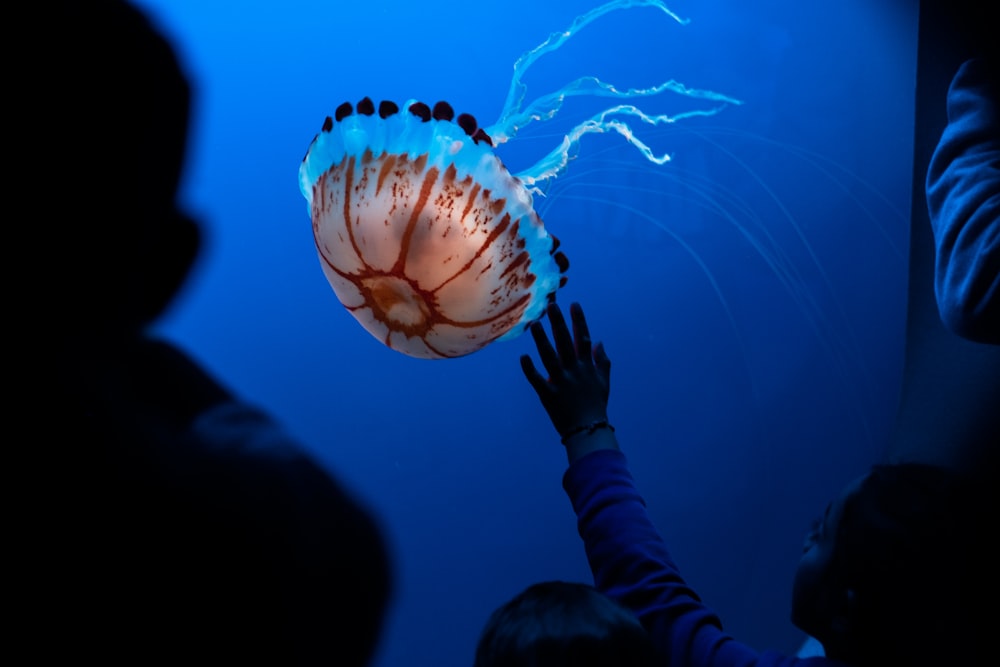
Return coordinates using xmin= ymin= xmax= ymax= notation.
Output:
xmin=529 ymin=320 xmax=561 ymax=379
xmin=569 ymin=303 xmax=592 ymax=366
xmin=547 ymin=303 xmax=576 ymax=366
xmin=520 ymin=354 xmax=553 ymax=398
xmin=594 ymin=341 xmax=611 ymax=381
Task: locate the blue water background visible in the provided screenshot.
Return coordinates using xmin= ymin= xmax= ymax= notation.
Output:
xmin=138 ymin=1 xmax=918 ymax=664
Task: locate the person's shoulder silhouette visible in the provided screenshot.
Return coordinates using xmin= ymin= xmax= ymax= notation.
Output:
xmin=19 ymin=3 xmax=392 ymax=665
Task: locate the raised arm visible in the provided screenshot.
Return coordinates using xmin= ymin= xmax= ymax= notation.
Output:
xmin=926 ymin=57 xmax=999 ymax=344
xmin=519 ymin=303 xmax=821 ymax=667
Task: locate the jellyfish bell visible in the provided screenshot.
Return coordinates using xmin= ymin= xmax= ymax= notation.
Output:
xmin=299 ymin=0 xmax=740 ymax=358
xmin=299 ymin=98 xmax=569 ymax=359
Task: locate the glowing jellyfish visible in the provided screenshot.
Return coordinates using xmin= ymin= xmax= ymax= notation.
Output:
xmin=299 ymin=0 xmax=741 ymax=358
xmin=299 ymin=98 xmax=568 ymax=360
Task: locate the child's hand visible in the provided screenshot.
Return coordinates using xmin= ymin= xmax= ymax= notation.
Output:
xmin=521 ymin=302 xmax=616 ymax=461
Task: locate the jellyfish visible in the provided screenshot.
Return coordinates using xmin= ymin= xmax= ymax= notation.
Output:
xmin=298 ymin=0 xmax=741 ymax=359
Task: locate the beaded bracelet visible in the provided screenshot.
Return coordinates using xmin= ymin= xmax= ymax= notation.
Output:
xmin=560 ymin=419 xmax=615 ymax=445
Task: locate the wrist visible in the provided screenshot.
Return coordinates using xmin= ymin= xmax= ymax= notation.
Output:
xmin=562 ymin=420 xmax=619 ymax=465
xmin=560 ymin=419 xmax=615 ymax=444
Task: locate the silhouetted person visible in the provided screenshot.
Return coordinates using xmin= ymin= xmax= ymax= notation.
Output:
xmin=520 ymin=303 xmax=993 ymax=666
xmin=474 ymin=580 xmax=658 ymax=667
xmin=21 ymin=2 xmax=392 ymax=664
xmin=886 ymin=0 xmax=999 ymax=476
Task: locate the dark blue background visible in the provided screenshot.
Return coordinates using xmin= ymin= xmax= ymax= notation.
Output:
xmin=137 ymin=1 xmax=918 ymax=663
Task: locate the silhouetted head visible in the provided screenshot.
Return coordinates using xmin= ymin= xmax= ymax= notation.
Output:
xmin=39 ymin=0 xmax=199 ymax=336
xmin=474 ymin=580 xmax=658 ymax=667
xmin=791 ymin=463 xmax=994 ymax=666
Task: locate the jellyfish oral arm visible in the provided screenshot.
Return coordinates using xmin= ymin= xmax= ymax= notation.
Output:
xmin=489 ymin=0 xmax=689 ymax=142
xmin=483 ymin=0 xmax=742 ymax=191
xmin=515 ymin=103 xmax=736 ymax=191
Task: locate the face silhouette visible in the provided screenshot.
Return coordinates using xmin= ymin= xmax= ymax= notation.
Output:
xmin=790 ymin=474 xmax=864 ymax=646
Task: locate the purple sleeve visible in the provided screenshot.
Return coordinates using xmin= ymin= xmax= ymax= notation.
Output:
xmin=563 ymin=449 xmax=841 ymax=667
xmin=925 ymin=58 xmax=1000 ymax=344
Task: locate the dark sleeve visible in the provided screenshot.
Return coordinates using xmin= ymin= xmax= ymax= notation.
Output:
xmin=562 ymin=450 xmax=835 ymax=667
xmin=925 ymin=57 xmax=1000 ymax=344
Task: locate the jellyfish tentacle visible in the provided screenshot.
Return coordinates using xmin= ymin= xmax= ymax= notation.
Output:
xmin=514 ymin=104 xmax=737 ymax=192
xmin=483 ymin=0 xmax=742 ymax=191
xmin=490 ymin=75 xmax=740 ymax=148
xmin=489 ymin=0 xmax=689 ymax=142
